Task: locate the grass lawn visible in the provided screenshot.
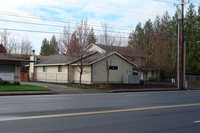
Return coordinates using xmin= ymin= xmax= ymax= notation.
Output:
xmin=0 ymin=85 xmax=51 ymax=91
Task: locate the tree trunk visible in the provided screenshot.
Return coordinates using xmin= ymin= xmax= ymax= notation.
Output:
xmin=106 ymin=55 xmax=109 ymax=89
xmin=144 ymin=56 xmax=148 ymax=87
xmin=79 ymin=58 xmax=83 ymax=85
xmin=79 ymin=70 xmax=82 ymax=85
xmin=158 ymin=63 xmax=161 ymax=85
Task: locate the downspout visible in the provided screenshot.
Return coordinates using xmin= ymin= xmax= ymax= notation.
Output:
xmin=68 ymin=64 xmax=70 ymax=83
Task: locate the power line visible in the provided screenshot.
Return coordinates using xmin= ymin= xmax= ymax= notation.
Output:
xmin=0 ymin=0 xmax=179 ymax=31
xmin=0 ymin=19 xmax=64 ymax=28
xmin=0 ymin=11 xmax=133 ymax=30
xmin=51 ymin=0 xmax=156 ymax=16
xmin=152 ymin=0 xmax=177 ymax=4
xmin=0 ymin=28 xmax=130 ymax=38
xmin=52 ymin=0 xmax=180 ymax=15
xmin=0 ymin=18 xmax=132 ymax=35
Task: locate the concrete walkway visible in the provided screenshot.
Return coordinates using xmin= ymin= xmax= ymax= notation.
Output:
xmin=0 ymin=81 xmax=195 ymax=96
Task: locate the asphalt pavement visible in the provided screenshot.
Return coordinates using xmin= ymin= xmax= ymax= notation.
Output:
xmin=0 ymin=81 xmax=198 ymax=95
xmin=22 ymin=81 xmax=179 ymax=93
xmin=21 ymin=82 xmax=98 ymax=94
xmin=0 ymin=90 xmax=200 ymax=133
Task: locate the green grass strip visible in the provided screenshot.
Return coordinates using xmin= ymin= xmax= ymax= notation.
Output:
xmin=0 ymin=85 xmax=51 ymax=91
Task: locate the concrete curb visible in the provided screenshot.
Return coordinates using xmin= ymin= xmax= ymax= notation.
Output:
xmin=0 ymin=91 xmax=58 ymax=96
xmin=108 ymin=88 xmax=180 ymax=93
xmin=0 ymin=88 xmax=197 ymax=96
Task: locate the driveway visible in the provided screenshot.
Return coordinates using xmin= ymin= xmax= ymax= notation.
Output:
xmin=21 ymin=82 xmax=96 ymax=94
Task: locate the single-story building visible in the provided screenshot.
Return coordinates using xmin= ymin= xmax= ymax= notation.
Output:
xmin=0 ymin=56 xmax=32 ymax=83
xmin=86 ymin=44 xmax=158 ymax=80
xmin=71 ymin=51 xmax=136 ymax=84
xmin=29 ymin=50 xmax=137 ymax=84
xmin=28 ymin=43 xmax=158 ymax=84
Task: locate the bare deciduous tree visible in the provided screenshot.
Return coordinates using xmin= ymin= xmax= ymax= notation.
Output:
xmin=59 ymin=20 xmax=92 ymax=84
xmin=0 ymin=29 xmax=32 ymax=57
xmin=20 ymin=37 xmax=32 ymax=55
xmin=98 ymin=22 xmax=117 ymax=88
xmin=0 ymin=29 xmax=12 ymax=54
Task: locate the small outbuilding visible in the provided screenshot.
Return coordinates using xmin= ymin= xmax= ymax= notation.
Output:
xmin=0 ymin=56 xmax=32 ymax=83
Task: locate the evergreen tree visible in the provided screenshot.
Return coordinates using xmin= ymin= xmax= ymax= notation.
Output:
xmin=128 ymin=20 xmax=154 ymax=85
xmin=197 ymin=5 xmax=200 ymax=71
xmin=128 ymin=22 xmax=144 ymax=46
xmin=49 ymin=35 xmax=59 ymax=54
xmin=169 ymin=8 xmax=179 ymax=76
xmin=87 ymin=27 xmax=96 ymax=45
xmin=40 ymin=38 xmax=50 ymax=56
xmin=40 ymin=36 xmax=59 ymax=56
xmin=128 ymin=4 xmax=200 ymax=79
xmin=143 ymin=19 xmax=154 ymax=84
xmin=153 ymin=12 xmax=172 ymax=81
xmin=185 ymin=4 xmax=200 ymax=75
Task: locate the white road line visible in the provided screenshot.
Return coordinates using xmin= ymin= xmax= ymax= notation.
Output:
xmin=194 ymin=120 xmax=200 ymax=123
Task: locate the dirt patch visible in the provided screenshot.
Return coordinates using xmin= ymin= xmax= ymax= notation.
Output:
xmin=69 ymin=83 xmax=175 ymax=90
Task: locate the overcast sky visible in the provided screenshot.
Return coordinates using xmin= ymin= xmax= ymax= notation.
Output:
xmin=0 ymin=0 xmax=198 ymax=54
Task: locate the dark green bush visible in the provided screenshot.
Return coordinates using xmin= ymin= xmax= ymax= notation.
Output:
xmin=149 ymin=76 xmax=158 ymax=81
xmin=0 ymin=78 xmax=3 ymax=85
xmin=140 ymin=80 xmax=144 ymax=85
xmin=2 ymin=81 xmax=10 ymax=85
xmin=14 ymin=81 xmax=20 ymax=85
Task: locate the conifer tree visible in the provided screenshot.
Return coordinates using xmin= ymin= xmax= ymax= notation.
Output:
xmin=40 ymin=38 xmax=50 ymax=56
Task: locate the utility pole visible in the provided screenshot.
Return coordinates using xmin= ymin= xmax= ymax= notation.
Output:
xmin=174 ymin=0 xmax=189 ymax=90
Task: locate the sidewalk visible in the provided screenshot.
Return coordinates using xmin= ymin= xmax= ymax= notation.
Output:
xmin=0 ymin=88 xmax=179 ymax=96
xmin=109 ymin=88 xmax=180 ymax=93
xmin=0 ymin=91 xmax=56 ymax=96
xmin=0 ymin=81 xmax=196 ymax=96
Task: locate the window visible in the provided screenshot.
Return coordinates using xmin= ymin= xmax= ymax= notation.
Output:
xmin=58 ymin=66 xmax=64 ymax=72
xmin=43 ymin=66 xmax=47 ymax=72
xmin=152 ymin=70 xmax=155 ymax=76
xmin=0 ymin=64 xmax=15 ymax=72
xmin=132 ymin=70 xmax=138 ymax=75
xmin=109 ymin=66 xmax=118 ymax=70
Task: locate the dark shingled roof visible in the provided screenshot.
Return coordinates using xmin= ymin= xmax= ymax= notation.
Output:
xmin=71 ymin=51 xmax=136 ymax=67
xmin=36 ymin=54 xmax=72 ymax=65
xmin=0 ymin=56 xmax=31 ymax=62
xmin=96 ymin=44 xmax=145 ymax=57
xmin=80 ymin=52 xmax=105 ymax=65
xmin=95 ymin=44 xmax=157 ymax=70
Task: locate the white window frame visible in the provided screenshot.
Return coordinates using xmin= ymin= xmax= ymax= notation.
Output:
xmin=58 ymin=65 xmax=64 ymax=72
xmin=43 ymin=66 xmax=47 ymax=72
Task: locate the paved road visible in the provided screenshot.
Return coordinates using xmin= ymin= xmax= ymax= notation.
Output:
xmin=0 ymin=90 xmax=200 ymax=133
